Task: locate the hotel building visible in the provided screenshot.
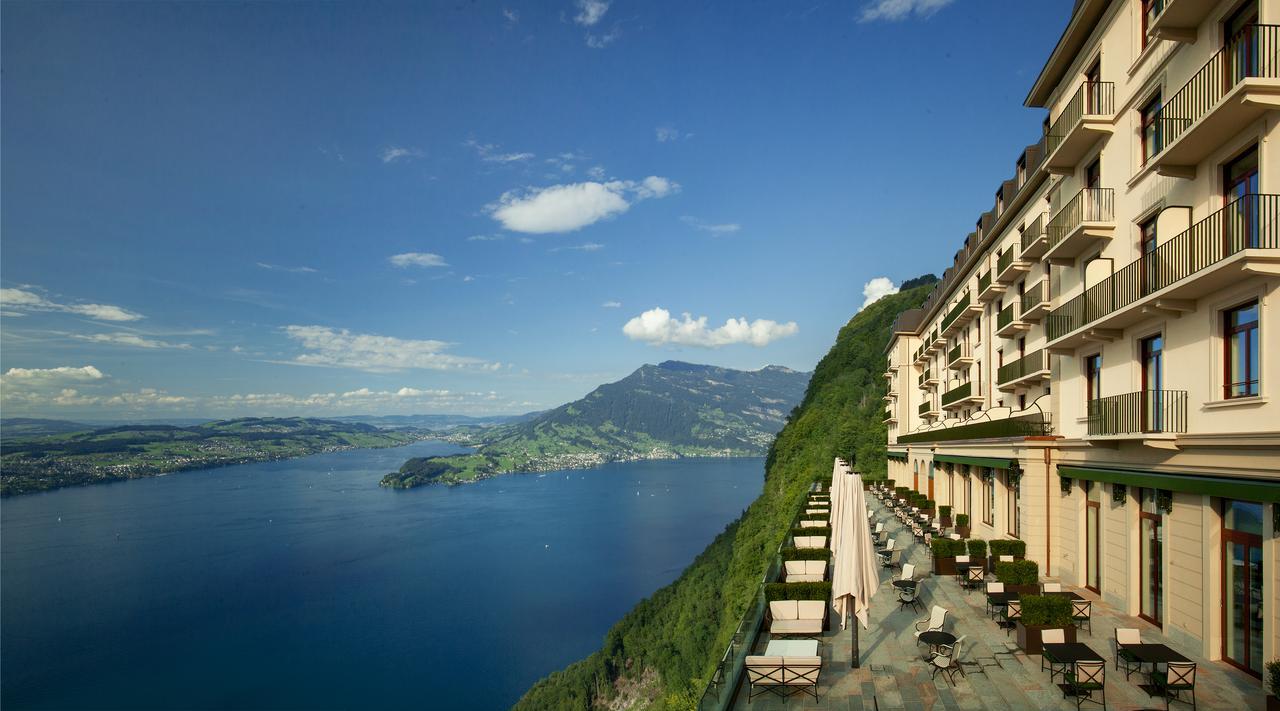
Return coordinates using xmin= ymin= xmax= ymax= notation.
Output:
xmin=882 ymin=0 xmax=1279 ymax=684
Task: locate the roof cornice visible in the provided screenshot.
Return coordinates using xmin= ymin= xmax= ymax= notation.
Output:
xmin=1025 ymin=0 xmax=1112 ymax=108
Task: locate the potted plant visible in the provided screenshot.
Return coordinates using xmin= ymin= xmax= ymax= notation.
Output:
xmin=988 ymin=538 xmax=1027 ymax=573
xmin=930 ymin=538 xmax=966 ymax=576
xmin=995 ymin=559 xmax=1040 ymax=596
xmin=1267 ymin=659 xmax=1280 ymax=711
xmin=967 ymin=538 xmax=986 ymax=564
xmin=955 ymin=513 xmax=971 ymax=538
xmin=922 ymin=500 xmax=936 ymax=514
xmin=939 ymin=505 xmax=953 ymax=528
xmin=1015 ymin=594 xmax=1075 ymax=654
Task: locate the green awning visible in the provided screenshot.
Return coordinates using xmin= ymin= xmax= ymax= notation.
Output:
xmin=934 ymin=454 xmax=1013 ymax=469
xmin=1059 ymin=466 xmax=1280 ymax=503
xmin=887 ymin=451 xmax=907 ymax=460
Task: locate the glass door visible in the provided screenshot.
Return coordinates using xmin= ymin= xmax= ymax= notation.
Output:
xmin=1223 ymin=500 xmax=1264 ymax=676
xmin=1140 ymin=489 xmax=1164 ymax=626
xmin=1085 ymin=482 xmax=1101 ymax=593
xmin=1224 ymin=146 xmax=1259 ymax=251
xmin=1225 ymin=2 xmax=1259 ymax=85
xmin=1141 ymin=334 xmax=1164 ymax=432
xmin=928 ymin=462 xmax=934 ymax=501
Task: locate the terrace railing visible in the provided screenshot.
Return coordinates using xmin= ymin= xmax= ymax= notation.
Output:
xmin=1046 ymin=81 xmax=1115 ymax=157
xmin=897 ymin=414 xmax=1052 ymax=443
xmin=919 ymin=401 xmax=933 ymax=416
xmin=997 ymin=303 xmax=1017 ymax=332
xmin=1087 ymin=390 xmax=1188 ymax=436
xmin=1048 ymin=194 xmax=1278 ymax=340
xmin=1046 ymin=188 xmax=1114 ymax=251
xmin=978 ymin=270 xmax=992 ymax=294
xmin=1021 ymin=213 xmax=1047 ymax=252
xmin=941 ymin=382 xmax=972 ymax=407
xmin=1020 ymin=280 xmax=1046 ymax=314
xmin=997 ymin=246 xmax=1016 ymax=275
xmin=941 ymin=292 xmax=971 ymax=331
xmin=997 ymin=349 xmax=1047 ymax=386
xmin=1154 ymin=25 xmax=1279 ymax=155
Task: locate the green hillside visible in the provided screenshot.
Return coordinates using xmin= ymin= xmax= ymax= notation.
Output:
xmin=514 ymin=280 xmax=935 ymax=710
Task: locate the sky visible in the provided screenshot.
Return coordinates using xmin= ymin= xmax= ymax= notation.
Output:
xmin=1 ymin=0 xmax=1073 ymax=420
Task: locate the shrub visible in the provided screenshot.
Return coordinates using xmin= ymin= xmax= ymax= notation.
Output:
xmin=780 ymin=547 xmax=832 ymax=561
xmin=922 ymin=500 xmax=936 ymax=511
xmin=1019 ymin=594 xmax=1073 ymax=627
xmin=939 ymin=505 xmax=952 ymax=518
xmin=989 ymin=539 xmax=1027 ymax=557
xmin=791 ymin=526 xmax=831 ymax=538
xmin=955 ymin=513 xmax=970 ymax=526
xmin=895 ymin=486 xmax=909 ymax=497
xmin=967 ymin=539 xmax=987 ymax=559
xmin=995 ymin=559 xmax=1039 ymax=586
xmin=1268 ymin=659 xmax=1280 ymax=695
xmin=931 ymin=538 xmax=966 ymax=557
xmin=764 ymin=581 xmax=832 ymax=601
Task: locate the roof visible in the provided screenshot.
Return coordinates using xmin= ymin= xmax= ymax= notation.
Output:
xmin=1025 ymin=0 xmax=1112 ymax=108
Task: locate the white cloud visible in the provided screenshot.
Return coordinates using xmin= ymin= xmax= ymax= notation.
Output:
xmin=585 ymin=28 xmax=620 ymax=48
xmin=74 ymin=332 xmax=193 ymax=350
xmin=502 ymin=7 xmax=519 ymax=23
xmin=282 ymin=325 xmax=498 ymax=372
xmin=573 ymin=0 xmax=610 ymax=26
xmin=466 ymin=234 xmax=504 ymax=242
xmin=389 ymin=252 xmax=448 ymax=268
xmin=860 ymin=277 xmax=900 ymax=310
xmin=488 ymin=176 xmax=679 ymax=234
xmin=586 ymin=165 xmax=607 ymax=180
xmin=0 ymin=287 xmax=143 ymax=322
xmin=858 ymin=0 xmax=954 ymax=23
xmin=256 ymin=262 xmax=317 ymax=273
xmin=2 ymin=365 xmax=105 ymax=386
xmin=601 ymin=300 xmax=622 ymax=308
xmin=381 ymin=146 xmax=424 ymax=163
xmin=553 ymin=242 xmax=605 ymax=252
xmin=465 ymin=139 xmax=534 ymax=163
xmin=622 ymin=308 xmax=798 ymax=348
xmin=681 ymin=216 xmax=741 ymax=235
xmin=655 ymin=126 xmax=683 ymax=142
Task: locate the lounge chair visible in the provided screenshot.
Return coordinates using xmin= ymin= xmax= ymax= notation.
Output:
xmin=767 ymin=600 xmax=826 ymax=638
xmin=745 ymin=655 xmax=821 ymax=702
xmin=784 ymin=559 xmax=827 ymax=583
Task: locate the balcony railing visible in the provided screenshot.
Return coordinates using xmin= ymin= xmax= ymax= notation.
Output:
xmin=1048 ymin=194 xmax=1278 ymax=341
xmin=1153 ymin=25 xmax=1279 ymax=157
xmin=948 ymin=344 xmax=963 ymax=364
xmin=997 ymin=349 xmax=1047 ymax=385
xmin=919 ymin=401 xmax=933 ymax=416
xmin=978 ymin=271 xmax=992 ymax=294
xmin=997 ymin=303 xmax=1016 ymax=331
xmin=1021 ymin=212 xmax=1048 ymax=255
xmin=1046 ymin=81 xmax=1115 ymax=157
xmin=1046 ymin=188 xmax=1114 ymax=252
xmin=896 ymin=414 xmax=1052 ymax=444
xmin=997 ymin=246 xmax=1015 ymax=275
xmin=941 ymin=382 xmax=974 ymax=407
xmin=1087 ymin=390 xmax=1188 ymax=436
xmin=1020 ymin=281 xmax=1046 ymax=315
xmin=941 ymin=292 xmax=971 ymax=332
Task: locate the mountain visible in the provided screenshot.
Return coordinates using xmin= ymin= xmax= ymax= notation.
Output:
xmin=0 ymin=418 xmax=94 ymax=438
xmin=513 ymin=280 xmax=936 ymax=710
xmin=332 ymin=413 xmax=538 ymax=430
xmin=380 ymin=361 xmax=810 ymax=488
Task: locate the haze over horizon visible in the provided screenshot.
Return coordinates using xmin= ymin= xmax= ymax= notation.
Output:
xmin=2 ymin=0 xmax=1070 ymax=419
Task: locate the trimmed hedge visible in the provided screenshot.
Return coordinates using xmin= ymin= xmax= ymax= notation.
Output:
xmin=764 ymin=581 xmax=832 ymax=602
xmin=792 ymin=526 xmax=831 ymax=538
xmin=921 ymin=500 xmax=936 ymax=512
xmin=1267 ymin=659 xmax=1279 ymax=696
xmin=995 ymin=559 xmax=1039 ymax=586
xmin=1019 ymin=594 xmax=1072 ymax=627
xmin=939 ymin=505 xmax=952 ymax=518
xmin=780 ymin=547 xmax=832 ymax=561
xmin=966 ymin=539 xmax=987 ymax=559
xmin=930 ymin=538 xmax=966 ymax=557
xmin=989 ymin=539 xmax=1027 ymax=557
xmin=955 ymin=513 xmax=970 ymax=526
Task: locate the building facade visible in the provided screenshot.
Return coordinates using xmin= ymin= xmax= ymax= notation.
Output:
xmin=883 ymin=0 xmax=1279 ymax=685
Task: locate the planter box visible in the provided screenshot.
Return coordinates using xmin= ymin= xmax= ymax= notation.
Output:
xmin=932 ymin=556 xmax=957 ymax=576
xmin=1266 ymin=695 xmax=1279 ymax=711
xmin=1004 ymin=584 xmax=1042 ymax=596
xmin=955 ymin=525 xmax=970 ymax=539
xmin=989 ymin=554 xmax=1025 ymax=574
xmin=939 ymin=516 xmax=952 ymax=528
xmin=1016 ymin=623 xmax=1076 ymax=655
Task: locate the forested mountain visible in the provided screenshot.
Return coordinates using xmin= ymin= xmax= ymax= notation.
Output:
xmin=513 ymin=278 xmax=936 ymax=709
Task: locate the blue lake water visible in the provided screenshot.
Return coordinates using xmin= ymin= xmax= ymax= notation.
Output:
xmin=1 ymin=441 xmax=764 ymax=710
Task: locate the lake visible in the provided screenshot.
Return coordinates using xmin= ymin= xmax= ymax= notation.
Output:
xmin=1 ymin=441 xmax=764 ymax=710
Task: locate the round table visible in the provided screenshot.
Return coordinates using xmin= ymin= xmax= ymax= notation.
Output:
xmin=918 ymin=630 xmax=956 ymax=657
xmin=891 ymin=579 xmax=918 ymax=590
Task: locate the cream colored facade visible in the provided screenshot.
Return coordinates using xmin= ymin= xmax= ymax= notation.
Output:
xmin=882 ymin=0 xmax=1280 ymax=687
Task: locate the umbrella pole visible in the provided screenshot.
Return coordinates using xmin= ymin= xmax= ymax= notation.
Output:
xmin=850 ymin=607 xmax=859 ymax=668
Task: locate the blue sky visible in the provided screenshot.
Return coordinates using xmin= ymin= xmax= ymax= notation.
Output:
xmin=1 ymin=0 xmax=1072 ymax=419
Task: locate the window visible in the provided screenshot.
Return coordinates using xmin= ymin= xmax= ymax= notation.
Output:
xmin=996 ymin=190 xmax=1004 ymax=213
xmin=1225 ymin=300 xmax=1259 ymax=398
xmin=1140 ymin=216 xmax=1158 ymax=294
xmin=1018 ymin=393 xmax=1027 ymax=410
xmin=1007 ymin=471 xmax=1020 ymax=538
xmin=1140 ymin=93 xmax=1162 ymax=163
xmin=1224 ymin=146 xmax=1260 ymax=249
xmin=1085 ymin=59 xmax=1102 ymax=113
xmin=1017 ymin=156 xmax=1027 ymax=187
xmin=1085 ymin=353 xmax=1102 ymax=402
xmin=1142 ymin=0 xmax=1164 ymax=49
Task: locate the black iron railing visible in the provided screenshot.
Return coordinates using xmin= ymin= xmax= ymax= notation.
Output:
xmin=1154 ymin=25 xmax=1279 ymax=155
xmin=897 ymin=414 xmax=1052 ymax=443
xmin=941 ymin=382 xmax=973 ymax=407
xmin=1048 ymin=194 xmax=1278 ymax=340
xmin=1047 ymin=188 xmax=1114 ymax=251
xmin=919 ymin=401 xmax=933 ymax=416
xmin=948 ymin=343 xmax=966 ymax=365
xmin=978 ymin=271 xmax=992 ymax=294
xmin=1047 ymin=81 xmax=1116 ymax=157
xmin=997 ymin=349 xmax=1047 ymax=385
xmin=1021 ymin=212 xmax=1048 ymax=252
xmin=1020 ymin=281 xmax=1046 ymax=314
xmin=941 ymin=292 xmax=970 ymax=331
xmin=997 ymin=246 xmax=1016 ymax=275
xmin=1087 ymin=390 xmax=1188 ymax=436
xmin=997 ymin=302 xmax=1017 ymax=332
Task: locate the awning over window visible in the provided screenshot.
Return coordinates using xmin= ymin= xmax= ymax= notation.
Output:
xmin=934 ymin=454 xmax=1014 ymax=469
xmin=886 ymin=451 xmax=907 ymax=460
xmin=1058 ymin=465 xmax=1280 ymax=503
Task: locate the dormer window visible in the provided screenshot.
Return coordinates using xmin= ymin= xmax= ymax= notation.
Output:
xmin=1016 ymin=156 xmax=1027 ymax=187
xmin=996 ymin=190 xmax=1004 ymax=213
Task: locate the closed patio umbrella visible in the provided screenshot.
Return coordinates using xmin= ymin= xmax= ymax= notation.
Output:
xmin=830 ymin=459 xmax=879 ymax=667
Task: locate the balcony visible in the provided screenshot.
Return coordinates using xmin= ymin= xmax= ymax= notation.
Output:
xmin=940 ymin=381 xmax=983 ymax=410
xmin=919 ymin=400 xmax=940 ymax=420
xmin=1087 ymin=390 xmax=1187 ymax=439
xmin=1020 ymin=212 xmax=1050 ymax=260
xmin=1044 ymin=81 xmax=1115 ymax=174
xmin=946 ymin=343 xmax=974 ymax=371
xmin=1147 ymin=0 xmax=1216 ymax=42
xmin=927 ymin=330 xmax=945 ymax=354
xmin=995 ymin=302 xmax=1029 ymax=339
xmin=1046 ymin=194 xmax=1280 ymax=349
xmin=940 ymin=292 xmax=981 ymax=335
xmin=919 ymin=370 xmax=939 ymax=390
xmin=1150 ymin=25 xmax=1280 ymax=179
xmin=976 ymin=269 xmax=1004 ymax=303
xmin=883 ymin=406 xmax=897 ymax=424
xmin=1043 ymin=188 xmax=1115 ymax=264
xmin=995 ymin=245 xmax=1030 ymax=284
xmin=997 ymin=349 xmax=1050 ymax=392
xmin=913 ymin=345 xmax=929 ymax=366
xmin=896 ymin=413 xmax=1052 ymax=444
xmin=1019 ymin=280 xmax=1050 ymax=322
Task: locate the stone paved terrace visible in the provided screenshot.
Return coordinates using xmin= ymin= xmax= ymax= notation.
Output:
xmin=730 ymin=494 xmax=1266 ymax=711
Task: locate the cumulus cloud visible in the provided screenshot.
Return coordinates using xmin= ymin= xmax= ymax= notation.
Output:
xmin=282 ymin=325 xmax=498 ymax=372
xmin=2 ymin=365 xmax=105 ymax=386
xmin=860 ymin=277 xmax=900 ymax=310
xmin=622 ymin=308 xmax=798 ymax=348
xmin=573 ymin=0 xmax=610 ymax=26
xmin=0 ymin=287 xmax=143 ymax=322
xmin=681 ymin=216 xmax=741 ymax=235
xmin=488 ymin=177 xmax=678 ymax=234
xmin=256 ymin=262 xmax=317 ymax=273
xmin=381 ymin=146 xmax=424 ymax=163
xmin=74 ymin=332 xmax=193 ymax=350
xmin=858 ymin=0 xmax=954 ymax=23
xmin=389 ymin=252 xmax=448 ymax=268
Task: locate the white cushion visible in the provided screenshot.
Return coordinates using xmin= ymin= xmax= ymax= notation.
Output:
xmin=797 ymin=600 xmax=826 ymax=620
xmin=788 ymin=573 xmax=823 ymax=583
xmin=770 ymin=619 xmax=822 ymax=635
xmin=805 ymin=560 xmax=826 ymax=575
xmin=784 ymin=560 xmax=805 ymax=575
xmin=770 ymin=600 xmax=799 ymax=620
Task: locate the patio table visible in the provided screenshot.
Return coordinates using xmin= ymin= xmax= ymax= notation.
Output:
xmin=764 ymin=639 xmax=820 ymax=657
xmin=891 ymin=579 xmax=918 ymax=590
xmin=1043 ymin=642 xmax=1104 ymax=683
xmin=918 ymin=630 xmax=956 ymax=658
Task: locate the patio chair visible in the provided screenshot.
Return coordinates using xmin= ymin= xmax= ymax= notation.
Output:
xmin=882 ymin=548 xmax=903 ymax=570
xmin=877 ymin=539 xmax=896 ymax=560
xmin=784 ymin=559 xmax=827 ymax=583
xmin=949 ymin=533 xmax=962 ymax=540
xmin=954 ymin=555 xmax=971 ymax=583
xmin=924 ymin=531 xmax=933 ymax=547
xmin=767 ymin=600 xmax=825 ymax=639
xmin=929 ymin=634 xmax=967 ymax=686
xmin=998 ymin=554 xmax=1014 ymax=563
xmin=1041 ymin=628 xmax=1067 ymax=678
xmin=912 ymin=525 xmax=924 ymax=541
xmin=985 ymin=582 xmax=1006 ymax=618
xmin=1150 ymin=661 xmax=1195 ymax=710
xmin=901 ymin=563 xmax=916 ymax=582
xmin=745 ymin=655 xmax=822 ymax=702
xmin=965 ymin=566 xmax=984 ymax=592
xmin=1043 ymin=582 xmax=1063 ymax=593
xmin=1002 ymin=599 xmax=1022 ymax=636
xmin=1114 ymin=628 xmax=1142 ymax=679
xmin=897 ymin=579 xmax=923 ymax=613
xmin=877 ymin=530 xmax=889 ymax=546
xmin=1061 ymin=659 xmax=1105 ymax=710
xmin=874 ymin=522 xmax=884 ymax=537
xmin=1071 ymin=599 xmax=1092 ymax=635
xmin=794 ymin=535 xmax=826 ymax=550
xmin=913 ymin=605 xmax=948 ymax=648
